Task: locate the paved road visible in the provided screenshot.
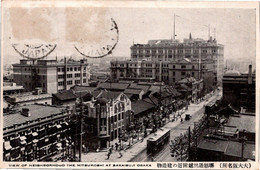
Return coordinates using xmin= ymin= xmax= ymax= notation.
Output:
xmin=131 ymin=91 xmax=221 ymax=162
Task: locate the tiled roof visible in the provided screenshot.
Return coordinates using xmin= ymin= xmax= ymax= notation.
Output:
xmin=97 ymin=82 xmax=130 ymax=90
xmin=124 ymin=88 xmax=143 ymax=95
xmin=4 ymin=104 xmax=67 ymax=129
xmin=98 ymin=91 xmax=122 ymax=100
xmin=71 ymin=85 xmax=96 ymax=93
xmin=131 ymin=100 xmax=155 ymax=115
xmin=52 ymin=90 xmax=77 ymax=101
xmin=129 ymin=84 xmax=151 ymax=92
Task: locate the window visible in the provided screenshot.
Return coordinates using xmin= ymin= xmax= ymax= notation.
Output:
xmin=192 ymin=72 xmax=195 ymax=76
xmin=181 ymin=72 xmax=186 ymax=76
xmin=173 ymin=72 xmax=175 ymax=76
xmin=75 ymin=73 xmax=80 ymax=78
xmin=70 ymin=67 xmax=73 ymax=71
xmin=83 ymin=73 xmax=87 ymax=77
xmin=192 ymin=65 xmax=195 ymax=69
xmin=43 ymin=83 xmax=45 ymax=88
xmin=202 ymin=50 xmax=207 ymax=53
xmin=75 ymin=80 xmax=80 ymax=84
xmin=67 ymin=74 xmax=72 ymax=78
xmin=74 ymin=67 xmax=77 ymax=71
xmin=168 ymin=55 xmax=172 ymax=58
xmin=83 ymin=79 xmax=87 ymax=83
xmin=42 ymin=76 xmax=45 ymax=80
xmin=58 ymin=74 xmax=64 ymax=79
xmin=67 ymin=80 xmax=72 ymax=85
xmin=181 ymin=65 xmax=186 ymax=69
xmin=25 ymin=68 xmax=27 ymax=71
xmin=62 ymin=68 xmax=65 ymax=72
xmin=58 ymin=81 xmax=64 ymax=86
xmin=84 ymin=67 xmax=86 ymax=71
xmin=57 ymin=68 xmax=61 ymax=72
xmin=173 ymin=65 xmax=175 ymax=69
xmin=67 ymin=68 xmax=69 ymax=71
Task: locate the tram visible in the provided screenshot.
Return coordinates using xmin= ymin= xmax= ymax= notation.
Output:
xmin=147 ymin=128 xmax=170 ymax=153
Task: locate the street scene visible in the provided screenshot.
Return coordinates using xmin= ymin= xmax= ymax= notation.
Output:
xmin=2 ymin=2 xmax=256 ymax=163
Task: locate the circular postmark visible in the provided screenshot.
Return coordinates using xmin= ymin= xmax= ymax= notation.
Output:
xmin=74 ymin=18 xmax=119 ymax=59
xmin=12 ymin=43 xmax=57 ymax=60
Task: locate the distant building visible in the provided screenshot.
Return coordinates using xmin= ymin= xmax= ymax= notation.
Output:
xmin=4 ymin=90 xmax=52 ymax=106
xmin=111 ymin=58 xmax=215 ymax=85
xmin=79 ymin=91 xmax=132 ymax=149
xmin=52 ymin=90 xmax=78 ymax=107
xmin=129 ymin=35 xmax=224 ymax=82
xmin=12 ymin=58 xmax=89 ymax=94
xmin=3 ymin=104 xmax=72 ymax=161
xmin=222 ymin=65 xmax=255 ymax=111
xmin=176 ymin=77 xmax=203 ymax=101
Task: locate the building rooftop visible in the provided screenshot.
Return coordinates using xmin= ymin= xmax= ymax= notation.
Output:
xmin=70 ymin=85 xmax=97 ymax=93
xmin=124 ymin=88 xmax=144 ymax=95
xmin=3 ymin=85 xmax=24 ymax=91
xmin=97 ymin=82 xmax=130 ymax=91
xmin=52 ymin=90 xmax=78 ymax=101
xmin=129 ymin=84 xmax=151 ymax=93
xmin=131 ymin=100 xmax=155 ymax=115
xmin=4 ymin=104 xmax=69 ymax=129
xmin=227 ymin=114 xmax=255 ymax=133
xmin=5 ymin=93 xmax=52 ymax=104
xmin=98 ymin=91 xmax=122 ymax=100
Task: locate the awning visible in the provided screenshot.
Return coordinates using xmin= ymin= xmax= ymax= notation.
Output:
xmin=4 ymin=141 xmax=12 ymax=150
xmin=32 ymin=132 xmax=38 ymax=137
xmin=20 ymin=136 xmax=27 ymax=141
xmin=32 ymin=139 xmax=39 ymax=143
xmin=56 ymin=125 xmax=62 ymax=129
xmin=64 ymin=122 xmax=69 ymax=126
xmin=21 ymin=147 xmax=25 ymax=151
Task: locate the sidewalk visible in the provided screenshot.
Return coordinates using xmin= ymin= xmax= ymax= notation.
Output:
xmin=81 ymin=91 xmax=221 ymax=162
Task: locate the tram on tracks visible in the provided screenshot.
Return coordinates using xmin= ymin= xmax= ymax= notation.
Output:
xmin=147 ymin=128 xmax=170 ymax=153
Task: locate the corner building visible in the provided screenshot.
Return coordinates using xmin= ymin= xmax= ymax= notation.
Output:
xmin=13 ymin=58 xmax=89 ymax=94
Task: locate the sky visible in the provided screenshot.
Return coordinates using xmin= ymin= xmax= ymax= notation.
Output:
xmin=2 ymin=6 xmax=256 ymax=65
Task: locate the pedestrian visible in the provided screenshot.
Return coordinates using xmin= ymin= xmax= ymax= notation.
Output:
xmin=107 ymin=151 xmax=111 ymax=160
xmin=151 ymin=156 xmax=155 ymax=162
xmin=118 ymin=148 xmax=123 ymax=158
xmin=115 ymin=143 xmax=118 ymax=150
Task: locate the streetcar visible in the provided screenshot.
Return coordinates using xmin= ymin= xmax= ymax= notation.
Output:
xmin=147 ymin=128 xmax=170 ymax=153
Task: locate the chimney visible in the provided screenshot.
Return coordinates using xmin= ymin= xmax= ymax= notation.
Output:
xmin=248 ymin=65 xmax=252 ymax=84
xmin=21 ymin=108 xmax=31 ymax=117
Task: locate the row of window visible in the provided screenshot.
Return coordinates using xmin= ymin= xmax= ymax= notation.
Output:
xmin=58 ymin=79 xmax=87 ymax=86
xmin=57 ymin=67 xmax=87 ymax=72
xmin=132 ymin=49 xmax=217 ymax=54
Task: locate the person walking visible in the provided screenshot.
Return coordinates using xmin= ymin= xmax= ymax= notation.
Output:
xmin=118 ymin=148 xmax=123 ymax=158
xmin=115 ymin=143 xmax=118 ymax=151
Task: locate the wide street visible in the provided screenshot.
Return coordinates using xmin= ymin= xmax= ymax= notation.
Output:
xmin=130 ymin=90 xmax=221 ymax=162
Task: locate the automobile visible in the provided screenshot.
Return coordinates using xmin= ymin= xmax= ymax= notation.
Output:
xmin=185 ymin=114 xmax=191 ymax=121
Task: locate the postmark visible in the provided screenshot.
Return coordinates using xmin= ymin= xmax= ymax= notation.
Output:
xmin=74 ymin=18 xmax=119 ymax=59
xmin=12 ymin=43 xmax=57 ymax=60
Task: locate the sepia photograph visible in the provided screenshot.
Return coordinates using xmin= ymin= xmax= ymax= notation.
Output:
xmin=1 ymin=1 xmax=258 ymax=168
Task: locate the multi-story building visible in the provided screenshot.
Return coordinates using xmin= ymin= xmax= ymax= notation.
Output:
xmin=13 ymin=58 xmax=89 ymax=94
xmin=3 ymin=104 xmax=72 ymax=161
xmin=111 ymin=58 xmax=215 ymax=85
xmin=129 ymin=35 xmax=224 ymax=83
xmin=222 ymin=65 xmax=255 ymax=111
xmin=80 ymin=91 xmax=132 ymax=149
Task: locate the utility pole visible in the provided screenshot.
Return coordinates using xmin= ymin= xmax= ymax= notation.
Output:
xmin=188 ymin=126 xmax=191 ymax=161
xmin=78 ymin=95 xmax=84 ymax=162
